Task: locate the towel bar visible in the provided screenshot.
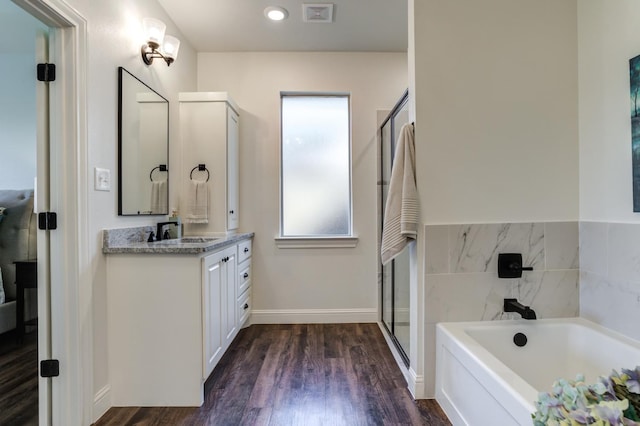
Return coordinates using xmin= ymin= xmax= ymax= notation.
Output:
xmin=189 ymin=164 xmax=210 ymax=182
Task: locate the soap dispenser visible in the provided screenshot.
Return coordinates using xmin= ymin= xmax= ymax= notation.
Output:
xmin=168 ymin=209 xmax=182 ymax=239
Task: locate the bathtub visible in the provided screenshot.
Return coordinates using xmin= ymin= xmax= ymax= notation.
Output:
xmin=435 ymin=318 xmax=640 ymax=426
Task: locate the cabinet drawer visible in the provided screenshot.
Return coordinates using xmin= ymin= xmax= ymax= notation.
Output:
xmin=238 ymin=289 xmax=251 ymax=327
xmin=237 ymin=261 xmax=251 ymax=297
xmin=238 ymin=239 xmax=252 ymax=263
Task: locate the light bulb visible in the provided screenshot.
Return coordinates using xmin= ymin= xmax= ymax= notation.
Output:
xmin=163 ymin=35 xmax=181 ymax=61
xmin=143 ymin=18 xmax=166 ymax=47
xmin=264 ymin=7 xmax=289 ymax=21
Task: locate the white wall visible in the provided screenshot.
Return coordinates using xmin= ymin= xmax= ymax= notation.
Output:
xmin=578 ymin=2 xmax=640 ymax=343
xmin=38 ymin=0 xmax=197 ymax=420
xmin=414 ymin=0 xmax=579 ymax=224
xmin=197 ymin=52 xmax=407 ymax=320
xmin=412 ymin=0 xmax=579 ymax=397
xmin=0 ymin=53 xmax=37 ymax=189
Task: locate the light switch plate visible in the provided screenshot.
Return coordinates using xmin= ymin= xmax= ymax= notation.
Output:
xmin=95 ymin=167 xmax=111 ymax=191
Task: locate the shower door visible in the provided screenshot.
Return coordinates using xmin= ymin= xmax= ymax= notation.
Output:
xmin=380 ymin=90 xmax=410 ymax=366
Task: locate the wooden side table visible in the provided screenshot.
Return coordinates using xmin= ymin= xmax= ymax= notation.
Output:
xmin=15 ymin=259 xmax=37 ymax=343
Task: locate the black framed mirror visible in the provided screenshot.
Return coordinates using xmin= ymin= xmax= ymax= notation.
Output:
xmin=118 ymin=66 xmax=169 ymax=215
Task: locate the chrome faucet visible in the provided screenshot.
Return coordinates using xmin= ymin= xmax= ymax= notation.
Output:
xmin=503 ymin=298 xmax=537 ymax=320
xmin=155 ymin=221 xmax=178 ymax=241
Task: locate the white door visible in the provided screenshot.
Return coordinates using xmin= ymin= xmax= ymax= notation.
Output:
xmin=0 ymin=5 xmax=51 ymax=425
xmin=35 ymin=29 xmax=52 ymax=426
xmin=13 ymin=1 xmax=88 ymax=424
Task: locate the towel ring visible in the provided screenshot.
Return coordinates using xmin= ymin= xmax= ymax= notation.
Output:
xmin=149 ymin=164 xmax=168 ymax=182
xmin=190 ymin=164 xmax=210 ymax=182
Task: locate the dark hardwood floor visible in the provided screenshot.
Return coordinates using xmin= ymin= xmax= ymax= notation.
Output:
xmin=95 ymin=323 xmax=450 ymax=426
xmin=0 ymin=330 xmax=38 ymax=426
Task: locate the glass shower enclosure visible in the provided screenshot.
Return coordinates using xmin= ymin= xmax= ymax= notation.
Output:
xmin=379 ymin=89 xmax=410 ymax=366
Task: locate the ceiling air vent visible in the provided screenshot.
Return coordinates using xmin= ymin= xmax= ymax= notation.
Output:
xmin=303 ymin=3 xmax=334 ymax=23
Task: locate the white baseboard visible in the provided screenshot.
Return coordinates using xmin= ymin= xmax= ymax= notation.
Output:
xmin=93 ymin=385 xmax=111 ymax=423
xmin=408 ymin=367 xmax=425 ymax=399
xmin=251 ymin=308 xmax=377 ymax=324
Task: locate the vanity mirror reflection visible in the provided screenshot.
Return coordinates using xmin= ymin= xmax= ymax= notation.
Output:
xmin=118 ymin=66 xmax=169 ymax=215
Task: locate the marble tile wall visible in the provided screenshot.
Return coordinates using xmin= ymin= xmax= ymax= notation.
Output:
xmin=580 ymin=222 xmax=640 ymax=342
xmin=424 ymin=221 xmax=580 ymax=396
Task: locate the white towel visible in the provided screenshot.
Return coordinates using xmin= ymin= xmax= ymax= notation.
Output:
xmin=150 ymin=181 xmax=167 ymax=214
xmin=184 ymin=180 xmax=209 ymax=224
xmin=381 ymin=123 xmax=419 ymax=265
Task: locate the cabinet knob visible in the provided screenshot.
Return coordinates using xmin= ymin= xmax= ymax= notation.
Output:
xmin=243 ymin=303 xmax=249 ymax=310
xmin=229 ymin=210 xmax=234 ymax=214
xmin=243 ymin=272 xmax=249 ymax=279
xmin=222 ymin=256 xmax=229 ymax=262
xmin=244 ymin=248 xmax=249 ymax=253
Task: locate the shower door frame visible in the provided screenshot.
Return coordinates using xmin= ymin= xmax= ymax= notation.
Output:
xmin=379 ymin=89 xmax=410 ymax=367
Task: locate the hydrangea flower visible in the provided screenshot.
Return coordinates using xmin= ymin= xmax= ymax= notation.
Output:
xmin=622 ymin=368 xmax=640 ymax=394
xmin=532 ymin=368 xmax=640 ymax=426
xmin=593 ymin=400 xmax=628 ymax=425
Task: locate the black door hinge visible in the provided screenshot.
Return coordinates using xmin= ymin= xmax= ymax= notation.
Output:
xmin=38 ymin=212 xmax=57 ymax=230
xmin=40 ymin=359 xmax=59 ymax=378
xmin=37 ymin=63 xmax=56 ymax=82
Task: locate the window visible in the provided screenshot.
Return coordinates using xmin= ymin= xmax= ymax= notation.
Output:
xmin=280 ymin=93 xmax=353 ymax=241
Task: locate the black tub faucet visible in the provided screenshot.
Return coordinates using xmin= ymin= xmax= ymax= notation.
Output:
xmin=504 ymin=298 xmax=537 ymax=320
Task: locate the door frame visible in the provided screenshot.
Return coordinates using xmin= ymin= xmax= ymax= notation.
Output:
xmin=378 ymin=90 xmax=410 ymax=368
xmin=12 ymin=0 xmax=89 ymax=424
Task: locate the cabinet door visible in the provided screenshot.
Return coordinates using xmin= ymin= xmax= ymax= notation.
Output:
xmin=202 ymin=251 xmax=224 ymax=379
xmin=223 ymin=248 xmax=237 ymax=345
xmin=202 ymin=245 xmax=239 ymax=379
xmin=227 ymin=107 xmax=239 ymax=230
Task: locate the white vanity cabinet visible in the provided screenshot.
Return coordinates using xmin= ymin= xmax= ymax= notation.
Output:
xmin=106 ymin=236 xmax=252 ymax=407
xmin=179 ymin=92 xmax=240 ymax=235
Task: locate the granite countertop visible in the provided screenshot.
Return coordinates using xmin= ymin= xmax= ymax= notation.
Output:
xmin=103 ymin=226 xmax=254 ymax=255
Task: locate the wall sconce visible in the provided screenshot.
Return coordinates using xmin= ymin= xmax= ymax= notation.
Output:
xmin=141 ymin=18 xmax=181 ymax=66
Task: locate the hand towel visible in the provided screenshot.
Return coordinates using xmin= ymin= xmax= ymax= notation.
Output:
xmin=381 ymin=123 xmax=419 ymax=265
xmin=150 ymin=181 xmax=167 ymax=214
xmin=184 ymin=180 xmax=209 ymax=224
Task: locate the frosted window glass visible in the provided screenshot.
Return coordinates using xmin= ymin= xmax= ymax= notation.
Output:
xmin=281 ymin=95 xmax=351 ymax=236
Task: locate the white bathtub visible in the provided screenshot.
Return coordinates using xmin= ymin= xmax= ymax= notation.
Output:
xmin=435 ymin=317 xmax=640 ymax=426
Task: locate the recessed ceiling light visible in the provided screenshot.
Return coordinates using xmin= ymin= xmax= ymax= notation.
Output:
xmin=264 ymin=6 xmax=289 ymax=21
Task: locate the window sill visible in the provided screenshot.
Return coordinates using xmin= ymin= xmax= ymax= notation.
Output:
xmin=275 ymin=236 xmax=359 ymax=249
